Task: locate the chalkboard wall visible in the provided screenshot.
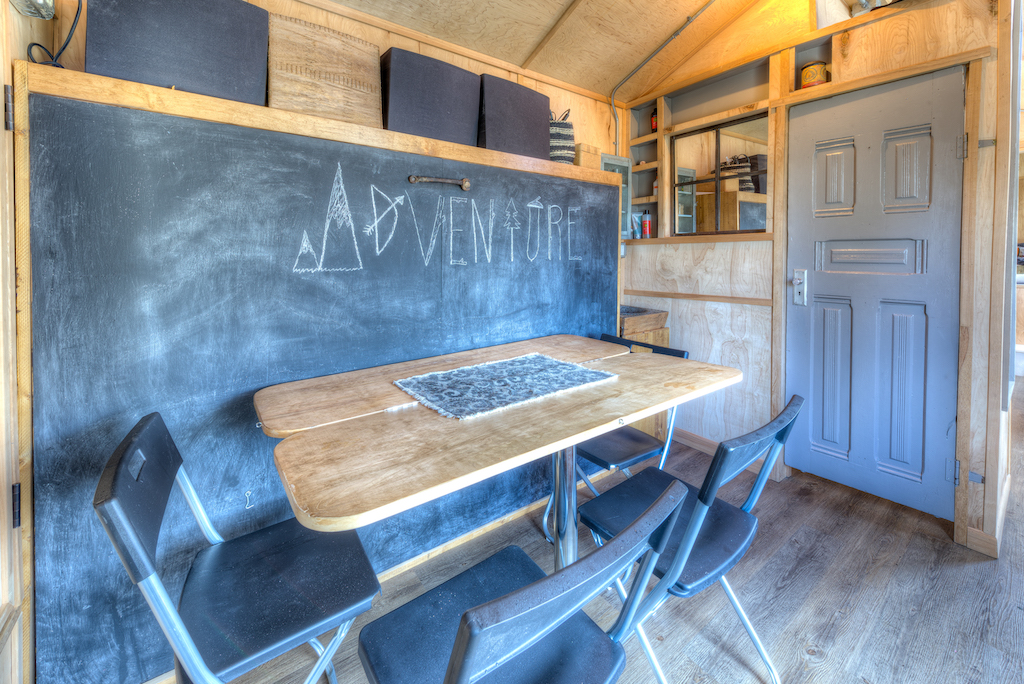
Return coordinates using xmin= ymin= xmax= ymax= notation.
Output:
xmin=28 ymin=94 xmax=617 ymax=683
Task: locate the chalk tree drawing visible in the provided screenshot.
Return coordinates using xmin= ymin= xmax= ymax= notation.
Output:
xmin=294 ymin=164 xmax=363 ymax=273
xmin=504 ymin=199 xmax=520 ymax=262
xmin=526 ymin=198 xmax=543 ymax=262
xmin=364 ymin=185 xmax=404 ymax=256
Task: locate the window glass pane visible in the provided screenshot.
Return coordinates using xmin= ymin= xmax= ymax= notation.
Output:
xmin=672 ymin=130 xmax=713 ymax=235
xmin=720 ymin=117 xmax=769 ymax=233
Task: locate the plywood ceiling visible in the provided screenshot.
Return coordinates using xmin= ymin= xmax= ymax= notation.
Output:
xmin=325 ymin=0 xmax=770 ymax=103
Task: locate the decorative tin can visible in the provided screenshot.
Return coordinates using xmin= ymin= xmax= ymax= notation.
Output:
xmin=800 ymin=61 xmax=827 ymax=88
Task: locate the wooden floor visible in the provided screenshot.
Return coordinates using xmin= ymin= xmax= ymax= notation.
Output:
xmin=237 ymin=391 xmax=1024 ymax=684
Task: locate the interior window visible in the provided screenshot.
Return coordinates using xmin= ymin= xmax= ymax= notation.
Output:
xmin=672 ymin=114 xmax=768 ymax=235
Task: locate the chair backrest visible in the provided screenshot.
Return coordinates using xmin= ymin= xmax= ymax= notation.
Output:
xmin=443 ymin=479 xmax=687 ymax=684
xmin=600 ymin=332 xmax=689 ymax=359
xmin=93 ymin=412 xmax=185 ymax=584
xmin=699 ymin=394 xmax=804 ymax=512
xmin=629 ymin=396 xmax=804 ymax=629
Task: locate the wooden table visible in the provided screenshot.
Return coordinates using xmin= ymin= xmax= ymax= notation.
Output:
xmin=254 ymin=334 xmax=741 ymax=568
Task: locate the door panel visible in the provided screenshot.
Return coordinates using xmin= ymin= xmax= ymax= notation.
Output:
xmin=787 ymin=67 xmax=964 ymax=521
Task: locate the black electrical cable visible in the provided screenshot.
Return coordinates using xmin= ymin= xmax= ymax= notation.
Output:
xmin=27 ymin=0 xmax=83 ymax=68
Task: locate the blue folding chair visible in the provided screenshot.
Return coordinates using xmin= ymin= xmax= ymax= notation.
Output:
xmin=578 ymin=396 xmax=804 ymax=684
xmin=358 ymin=478 xmax=687 ymax=684
xmin=541 ymin=333 xmax=689 ymax=542
xmin=93 ymin=413 xmax=381 ymax=684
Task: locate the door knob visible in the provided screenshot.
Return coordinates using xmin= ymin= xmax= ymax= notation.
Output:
xmin=792 ymin=269 xmax=807 ymax=306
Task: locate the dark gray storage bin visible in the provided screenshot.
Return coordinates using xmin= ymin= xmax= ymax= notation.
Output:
xmin=85 ymin=0 xmax=269 ymax=106
xmin=477 ymin=74 xmax=550 ymax=160
xmin=381 ymin=48 xmax=481 ymax=146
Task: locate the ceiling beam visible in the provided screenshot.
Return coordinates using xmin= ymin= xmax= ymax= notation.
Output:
xmin=521 ymin=0 xmax=589 ymax=71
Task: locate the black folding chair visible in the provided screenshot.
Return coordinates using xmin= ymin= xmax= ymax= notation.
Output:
xmin=93 ymin=413 xmax=381 ymax=684
xmin=578 ymin=396 xmax=804 ymax=684
xmin=541 ymin=332 xmax=689 ymax=542
xmin=357 ymin=478 xmax=687 ymax=684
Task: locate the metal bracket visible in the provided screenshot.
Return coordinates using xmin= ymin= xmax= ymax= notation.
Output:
xmin=977 ymin=138 xmax=996 ymax=148
xmin=4 ymin=86 xmax=13 ymax=132
xmin=969 ymin=471 xmax=985 ymax=484
xmin=12 ymin=483 xmax=19 ymax=529
xmin=955 ymin=134 xmax=968 ymax=159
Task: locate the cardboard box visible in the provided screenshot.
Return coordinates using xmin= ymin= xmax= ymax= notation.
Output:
xmin=575 ymin=143 xmax=602 ymax=169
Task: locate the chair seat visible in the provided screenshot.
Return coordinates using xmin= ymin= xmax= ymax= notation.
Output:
xmin=578 ymin=467 xmax=757 ymax=598
xmin=178 ymin=517 xmax=381 ymax=681
xmin=358 ymin=545 xmax=625 ymax=684
xmin=576 ymin=425 xmax=665 ymax=471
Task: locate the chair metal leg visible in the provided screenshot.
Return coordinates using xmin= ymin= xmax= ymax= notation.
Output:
xmin=540 ymin=490 xmax=555 ymax=543
xmin=301 ymin=620 xmax=352 ymax=684
xmin=634 ymin=621 xmax=670 ymax=684
xmin=719 ymin=577 xmax=781 ymax=684
xmin=576 ymin=463 xmax=601 ymax=497
xmin=306 ymin=636 xmax=339 ymax=684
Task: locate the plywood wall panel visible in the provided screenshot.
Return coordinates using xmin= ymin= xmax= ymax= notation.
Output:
xmin=623 ymin=240 xmax=772 ymax=299
xmin=312 ymin=0 xmax=571 ymax=68
xmin=624 ymin=295 xmax=772 ymax=444
xmin=831 ymin=0 xmax=997 ymax=83
xmin=633 ymin=0 xmax=809 ymax=103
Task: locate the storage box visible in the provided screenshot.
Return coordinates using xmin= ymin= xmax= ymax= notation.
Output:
xmin=268 ymin=14 xmax=381 ymax=128
xmin=381 ymin=48 xmax=480 ymax=146
xmin=575 ymin=143 xmax=602 ymax=169
xmin=477 ymin=74 xmax=550 ymax=160
xmin=86 ymin=0 xmax=269 ymax=106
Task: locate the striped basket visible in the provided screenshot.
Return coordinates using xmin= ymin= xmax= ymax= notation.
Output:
xmin=549 ymin=109 xmax=575 ymax=164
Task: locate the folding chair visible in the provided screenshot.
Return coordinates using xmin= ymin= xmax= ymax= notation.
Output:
xmin=578 ymin=396 xmax=804 ymax=684
xmin=540 ymin=332 xmax=689 ymax=542
xmin=93 ymin=413 xmax=381 ymax=684
xmin=358 ymin=478 xmax=687 ymax=684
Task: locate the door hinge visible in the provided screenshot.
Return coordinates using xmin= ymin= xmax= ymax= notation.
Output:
xmin=3 ymin=85 xmax=12 ymax=132
xmin=955 ymin=134 xmax=968 ymax=159
xmin=12 ymin=483 xmax=19 ymax=528
xmin=953 ymin=459 xmax=960 ymax=486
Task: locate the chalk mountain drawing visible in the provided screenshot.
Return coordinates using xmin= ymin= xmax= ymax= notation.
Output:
xmin=293 ymin=163 xmax=363 ymax=273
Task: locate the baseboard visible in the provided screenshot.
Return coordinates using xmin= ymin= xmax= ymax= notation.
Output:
xmin=672 ymin=428 xmax=717 ymax=455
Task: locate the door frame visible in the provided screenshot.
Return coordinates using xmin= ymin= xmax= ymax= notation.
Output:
xmin=770 ymin=45 xmax=1014 ymax=557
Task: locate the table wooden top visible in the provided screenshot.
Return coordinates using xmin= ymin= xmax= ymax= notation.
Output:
xmin=271 ymin=349 xmax=742 ymax=531
xmin=253 ymin=334 xmax=631 ymax=437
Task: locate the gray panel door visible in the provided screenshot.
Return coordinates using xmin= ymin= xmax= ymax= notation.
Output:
xmin=786 ymin=67 xmax=964 ymax=521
